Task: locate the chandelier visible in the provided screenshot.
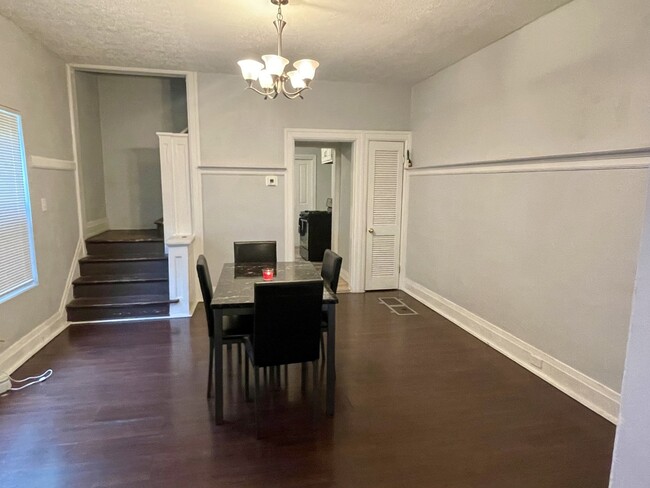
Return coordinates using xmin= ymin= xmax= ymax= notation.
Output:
xmin=237 ymin=0 xmax=319 ymax=100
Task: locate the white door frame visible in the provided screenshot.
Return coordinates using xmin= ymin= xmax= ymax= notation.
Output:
xmin=293 ymin=153 xmax=317 ymax=258
xmin=284 ymin=129 xmax=411 ymax=293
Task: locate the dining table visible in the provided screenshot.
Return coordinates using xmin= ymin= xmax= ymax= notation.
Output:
xmin=210 ymin=261 xmax=338 ymax=424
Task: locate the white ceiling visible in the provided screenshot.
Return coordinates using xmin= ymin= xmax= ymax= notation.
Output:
xmin=0 ymin=0 xmax=572 ymax=84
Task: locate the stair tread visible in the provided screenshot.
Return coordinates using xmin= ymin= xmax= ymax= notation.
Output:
xmin=73 ymin=273 xmax=168 ymax=285
xmin=86 ymin=229 xmax=163 ymax=243
xmin=80 ymin=254 xmax=167 ymax=263
xmin=67 ymin=295 xmax=179 ymax=308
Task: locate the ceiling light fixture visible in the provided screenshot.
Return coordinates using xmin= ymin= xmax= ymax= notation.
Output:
xmin=237 ymin=0 xmax=319 ymax=100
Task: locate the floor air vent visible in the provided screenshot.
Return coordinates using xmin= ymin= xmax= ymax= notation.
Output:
xmin=379 ymin=297 xmax=418 ymax=316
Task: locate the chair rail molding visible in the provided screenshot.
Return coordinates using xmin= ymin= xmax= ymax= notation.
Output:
xmin=29 ymin=155 xmax=76 ymax=171
xmin=406 ymin=151 xmax=650 ymax=176
xmin=198 ymin=166 xmax=286 ymax=175
xmin=401 ymin=277 xmax=620 ymax=423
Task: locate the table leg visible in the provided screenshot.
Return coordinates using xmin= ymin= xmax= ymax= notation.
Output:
xmin=326 ymin=303 xmax=336 ymax=416
xmin=213 ymin=308 xmax=224 ymax=424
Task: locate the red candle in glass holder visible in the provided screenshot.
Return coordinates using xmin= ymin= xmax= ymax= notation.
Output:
xmin=262 ymin=267 xmax=274 ymax=281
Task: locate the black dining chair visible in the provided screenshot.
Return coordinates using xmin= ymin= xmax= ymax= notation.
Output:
xmin=320 ymin=250 xmax=342 ymax=357
xmin=234 ymin=241 xmax=277 ymax=264
xmin=197 ymin=255 xmax=253 ymax=398
xmin=244 ymin=280 xmax=324 ymax=438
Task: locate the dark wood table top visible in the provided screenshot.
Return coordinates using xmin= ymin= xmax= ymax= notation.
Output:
xmin=211 ymin=261 xmax=338 ymax=309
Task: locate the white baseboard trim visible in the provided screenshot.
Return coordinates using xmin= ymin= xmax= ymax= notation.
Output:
xmin=85 ymin=217 xmax=109 ymax=237
xmin=402 ymin=277 xmax=620 ymax=424
xmin=0 ymin=311 xmax=67 ymax=374
xmin=0 ymin=238 xmax=82 ymax=374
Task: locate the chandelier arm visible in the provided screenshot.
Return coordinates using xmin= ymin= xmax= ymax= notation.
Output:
xmin=281 ymin=86 xmax=310 ymax=99
xmin=245 ymin=83 xmax=276 ymax=97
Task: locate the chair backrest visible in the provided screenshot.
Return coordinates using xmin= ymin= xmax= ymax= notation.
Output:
xmin=321 ymin=249 xmax=343 ymax=293
xmin=253 ymin=280 xmax=323 ymax=367
xmin=234 ymin=241 xmax=277 ymax=264
xmin=196 ymin=254 xmax=214 ymax=338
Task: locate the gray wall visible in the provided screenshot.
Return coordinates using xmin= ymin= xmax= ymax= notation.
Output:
xmin=97 ymin=75 xmax=187 ymax=229
xmin=610 ymin=177 xmax=650 ymax=487
xmin=0 ymin=15 xmax=78 ymax=353
xmin=410 ymin=0 xmax=650 ymax=165
xmin=202 ymin=173 xmax=285 ymax=276
xmin=75 ymin=71 xmax=107 ymax=228
xmin=406 ymin=0 xmax=650 ymax=392
xmin=197 ymin=73 xmax=411 ymax=167
xmin=197 ymin=74 xmax=410 ymax=274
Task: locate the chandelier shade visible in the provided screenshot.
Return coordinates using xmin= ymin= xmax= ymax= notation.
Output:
xmin=237 ymin=60 xmax=264 ymax=81
xmin=237 ymin=0 xmax=319 ymax=100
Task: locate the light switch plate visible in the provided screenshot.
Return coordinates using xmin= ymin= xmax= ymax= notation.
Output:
xmin=265 ymin=176 xmax=278 ymax=187
xmin=40 ymin=198 xmax=47 ymax=212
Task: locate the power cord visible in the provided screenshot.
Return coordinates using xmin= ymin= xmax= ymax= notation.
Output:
xmin=0 ymin=369 xmax=52 ymax=393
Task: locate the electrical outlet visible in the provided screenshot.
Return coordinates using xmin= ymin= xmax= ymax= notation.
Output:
xmin=40 ymin=198 xmax=47 ymax=212
xmin=265 ymin=176 xmax=278 ymax=187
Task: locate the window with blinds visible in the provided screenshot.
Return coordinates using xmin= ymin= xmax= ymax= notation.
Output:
xmin=0 ymin=107 xmax=38 ymax=303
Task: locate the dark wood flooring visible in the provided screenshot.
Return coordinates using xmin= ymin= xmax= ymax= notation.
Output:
xmin=0 ymin=291 xmax=616 ymax=487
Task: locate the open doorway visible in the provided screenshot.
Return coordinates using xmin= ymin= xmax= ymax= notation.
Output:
xmin=293 ymin=141 xmax=353 ymax=292
xmin=74 ymin=71 xmax=188 ymax=237
xmin=286 ymin=129 xmax=411 ymax=294
xmin=66 ymin=68 xmax=191 ymax=323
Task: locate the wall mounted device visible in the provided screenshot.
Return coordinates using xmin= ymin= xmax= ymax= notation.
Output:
xmin=321 ymin=147 xmax=334 ymax=164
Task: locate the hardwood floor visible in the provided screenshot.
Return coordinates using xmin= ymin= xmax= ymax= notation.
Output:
xmin=0 ymin=291 xmax=615 ymax=487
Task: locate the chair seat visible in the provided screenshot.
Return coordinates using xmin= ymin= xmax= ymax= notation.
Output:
xmin=223 ymin=315 xmax=253 ymax=339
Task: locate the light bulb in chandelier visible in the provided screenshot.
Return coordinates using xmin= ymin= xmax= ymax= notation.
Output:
xmin=236 ymin=0 xmax=319 ymax=100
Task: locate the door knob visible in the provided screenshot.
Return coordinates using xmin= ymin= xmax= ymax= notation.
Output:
xmin=368 ymin=228 xmax=374 ymax=234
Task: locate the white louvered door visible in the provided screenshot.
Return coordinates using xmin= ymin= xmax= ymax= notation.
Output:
xmin=365 ymin=141 xmax=404 ymax=290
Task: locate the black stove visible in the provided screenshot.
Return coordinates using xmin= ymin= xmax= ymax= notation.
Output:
xmin=298 ymin=210 xmax=332 ymax=262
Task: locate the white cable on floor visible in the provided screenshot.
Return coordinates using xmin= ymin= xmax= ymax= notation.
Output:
xmin=6 ymin=369 xmax=53 ymax=391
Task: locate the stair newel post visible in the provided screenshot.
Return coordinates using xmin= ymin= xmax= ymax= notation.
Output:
xmin=158 ymin=132 xmax=195 ymax=318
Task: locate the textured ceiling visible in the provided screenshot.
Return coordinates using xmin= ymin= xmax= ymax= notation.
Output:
xmin=0 ymin=0 xmax=572 ymax=83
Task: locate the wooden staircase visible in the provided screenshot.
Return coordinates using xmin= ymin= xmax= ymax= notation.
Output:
xmin=66 ymin=228 xmax=177 ymax=322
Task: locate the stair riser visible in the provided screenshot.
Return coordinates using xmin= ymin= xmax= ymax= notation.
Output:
xmin=86 ymin=241 xmax=164 ymax=256
xmin=73 ymin=281 xmax=169 ymax=298
xmin=80 ymin=260 xmax=168 ymax=277
xmin=66 ymin=304 xmax=170 ymax=322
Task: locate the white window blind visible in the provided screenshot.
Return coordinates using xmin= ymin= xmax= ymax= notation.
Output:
xmin=0 ymin=107 xmax=37 ymax=303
